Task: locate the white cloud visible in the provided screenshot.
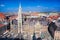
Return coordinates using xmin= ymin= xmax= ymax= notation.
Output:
xmin=0 ymin=4 xmax=5 ymax=7
xmin=37 ymin=6 xmax=42 ymax=8
xmin=22 ymin=6 xmax=50 ymax=12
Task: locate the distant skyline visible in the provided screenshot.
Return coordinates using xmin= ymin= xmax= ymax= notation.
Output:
xmin=0 ymin=0 xmax=60 ymax=14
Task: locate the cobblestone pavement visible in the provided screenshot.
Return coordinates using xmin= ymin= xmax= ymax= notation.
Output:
xmin=9 ymin=20 xmax=53 ymax=40
xmin=20 ymin=20 xmax=53 ymax=40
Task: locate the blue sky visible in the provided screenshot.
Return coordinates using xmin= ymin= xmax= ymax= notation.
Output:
xmin=0 ymin=0 xmax=60 ymax=13
xmin=0 ymin=0 xmax=19 ymax=13
xmin=21 ymin=0 xmax=60 ymax=12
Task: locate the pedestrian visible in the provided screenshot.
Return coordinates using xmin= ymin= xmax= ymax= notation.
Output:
xmin=14 ymin=38 xmax=20 ymax=40
xmin=37 ymin=37 xmax=42 ymax=40
xmin=32 ymin=33 xmax=37 ymax=40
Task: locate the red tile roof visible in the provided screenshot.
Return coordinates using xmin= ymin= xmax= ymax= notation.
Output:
xmin=9 ymin=15 xmax=17 ymax=20
xmin=30 ymin=12 xmax=39 ymax=16
xmin=0 ymin=24 xmax=5 ymax=28
xmin=49 ymin=15 xmax=59 ymax=20
xmin=0 ymin=13 xmax=6 ymax=19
